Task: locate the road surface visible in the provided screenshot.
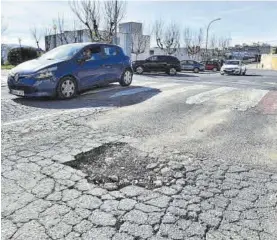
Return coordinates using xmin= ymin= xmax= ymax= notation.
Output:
xmin=2 ymin=69 xmax=277 ymax=240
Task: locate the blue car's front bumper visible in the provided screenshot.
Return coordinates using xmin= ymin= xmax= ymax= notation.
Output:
xmin=8 ymin=75 xmax=57 ymax=97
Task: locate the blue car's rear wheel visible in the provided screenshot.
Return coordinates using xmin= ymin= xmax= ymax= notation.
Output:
xmin=120 ymin=69 xmax=133 ymax=86
xmin=57 ymin=76 xmax=77 ymax=99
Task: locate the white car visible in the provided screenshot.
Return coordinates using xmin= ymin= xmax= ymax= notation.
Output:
xmin=220 ymin=60 xmax=246 ymax=75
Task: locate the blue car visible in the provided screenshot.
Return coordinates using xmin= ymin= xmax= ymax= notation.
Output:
xmin=180 ymin=60 xmax=205 ymax=73
xmin=8 ymin=43 xmax=133 ymax=99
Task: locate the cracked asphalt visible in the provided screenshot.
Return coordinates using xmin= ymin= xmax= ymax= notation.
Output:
xmin=1 ymin=69 xmax=277 ymax=240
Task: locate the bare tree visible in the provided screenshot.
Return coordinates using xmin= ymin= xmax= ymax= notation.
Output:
xmin=70 ymin=20 xmax=81 ymax=43
xmin=69 ymin=0 xmax=126 ymax=43
xmin=218 ymin=37 xmax=230 ymax=58
xmin=210 ymin=34 xmax=217 ymax=58
xmin=44 ymin=27 xmax=53 ymax=51
xmin=30 ymin=26 xmax=41 ymax=49
xmin=69 ymin=0 xmax=100 ymax=41
xmin=103 ymin=0 xmax=126 ymax=44
xmin=154 ymin=20 xmax=180 ymax=55
xmin=183 ymin=27 xmax=192 ymax=58
xmin=54 ymin=14 xmax=77 ymax=44
xmin=131 ymin=28 xmax=148 ymax=60
xmin=183 ymin=27 xmax=203 ymax=60
xmin=55 ymin=14 xmax=67 ymax=44
xmin=1 ymin=16 xmax=8 ymax=35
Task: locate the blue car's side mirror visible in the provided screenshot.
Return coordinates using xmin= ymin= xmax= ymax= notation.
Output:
xmin=77 ymin=57 xmax=85 ymax=64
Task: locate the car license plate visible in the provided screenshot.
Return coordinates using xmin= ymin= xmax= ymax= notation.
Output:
xmin=11 ymin=89 xmax=24 ymax=96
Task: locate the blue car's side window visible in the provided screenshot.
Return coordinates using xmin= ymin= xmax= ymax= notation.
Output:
xmin=103 ymin=46 xmax=119 ymax=58
xmin=82 ymin=46 xmax=103 ymax=61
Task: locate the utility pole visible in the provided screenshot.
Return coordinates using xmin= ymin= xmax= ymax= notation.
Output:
xmin=18 ymin=37 xmax=22 ymax=63
xmin=18 ymin=38 xmax=22 ymax=48
xmin=53 ymin=24 xmax=57 ymax=48
xmin=205 ymin=18 xmax=221 ymax=60
xmin=114 ymin=0 xmax=118 ymax=45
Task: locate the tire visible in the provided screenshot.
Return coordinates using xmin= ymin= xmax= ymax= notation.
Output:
xmin=120 ymin=69 xmax=133 ymax=86
xmin=212 ymin=67 xmax=217 ymax=72
xmin=57 ymin=76 xmax=77 ymax=99
xmin=193 ymin=68 xmax=200 ymax=73
xmin=242 ymin=71 xmax=246 ymax=76
xmin=220 ymin=72 xmax=224 ymax=75
xmin=168 ymin=67 xmax=177 ymax=76
xmin=135 ymin=66 xmax=144 ymax=74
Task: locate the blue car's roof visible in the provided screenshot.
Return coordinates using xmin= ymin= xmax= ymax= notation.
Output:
xmin=65 ymin=42 xmax=119 ymax=48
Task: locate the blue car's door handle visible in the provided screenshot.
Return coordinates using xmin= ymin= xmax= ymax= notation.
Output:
xmin=102 ymin=64 xmax=112 ymax=68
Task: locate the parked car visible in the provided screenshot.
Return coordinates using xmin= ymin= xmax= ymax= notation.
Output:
xmin=7 ymin=43 xmax=133 ymax=99
xmin=201 ymin=60 xmax=221 ymax=71
xmin=220 ymin=60 xmax=247 ymax=75
xmin=132 ymin=55 xmax=181 ymax=75
xmin=180 ymin=60 xmax=205 ymax=73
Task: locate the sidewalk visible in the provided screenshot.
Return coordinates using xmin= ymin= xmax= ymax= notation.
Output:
xmin=246 ymin=63 xmax=277 ymax=71
xmin=1 ymin=69 xmax=9 ymax=87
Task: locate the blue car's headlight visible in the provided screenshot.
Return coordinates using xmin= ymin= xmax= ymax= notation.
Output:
xmin=35 ymin=66 xmax=57 ymax=79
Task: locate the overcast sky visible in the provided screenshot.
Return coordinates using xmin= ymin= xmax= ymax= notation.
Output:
xmin=2 ymin=0 xmax=277 ymax=49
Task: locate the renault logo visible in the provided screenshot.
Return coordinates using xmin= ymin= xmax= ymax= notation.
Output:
xmin=14 ymin=73 xmax=19 ymax=82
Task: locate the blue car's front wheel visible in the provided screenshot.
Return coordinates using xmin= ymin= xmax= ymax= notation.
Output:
xmin=57 ymin=76 xmax=77 ymax=99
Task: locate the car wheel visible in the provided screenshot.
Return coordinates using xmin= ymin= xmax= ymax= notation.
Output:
xmin=57 ymin=76 xmax=77 ymax=99
xmin=220 ymin=72 xmax=224 ymax=75
xmin=120 ymin=69 xmax=133 ymax=86
xmin=168 ymin=67 xmax=177 ymax=76
xmin=193 ymin=68 xmax=199 ymax=73
xmin=135 ymin=66 xmax=144 ymax=74
xmin=212 ymin=67 xmax=217 ymax=72
xmin=242 ymin=71 xmax=246 ymax=76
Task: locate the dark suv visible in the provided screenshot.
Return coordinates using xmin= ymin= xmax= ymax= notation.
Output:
xmin=132 ymin=55 xmax=181 ymax=75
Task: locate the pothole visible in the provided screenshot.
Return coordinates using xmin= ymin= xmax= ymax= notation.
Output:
xmin=65 ymin=142 xmax=160 ymax=190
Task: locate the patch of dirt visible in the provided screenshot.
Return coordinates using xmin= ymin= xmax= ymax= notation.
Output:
xmin=65 ymin=142 xmax=158 ymax=189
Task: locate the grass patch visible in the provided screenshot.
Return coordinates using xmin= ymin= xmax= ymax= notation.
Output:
xmin=1 ymin=65 xmax=15 ymax=70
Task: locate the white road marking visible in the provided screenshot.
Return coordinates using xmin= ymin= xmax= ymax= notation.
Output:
xmin=215 ymin=89 xmax=269 ymax=111
xmin=110 ymin=87 xmax=154 ymax=98
xmin=132 ymin=81 xmax=159 ymax=86
xmin=158 ymin=84 xmax=208 ymax=98
xmin=153 ymin=83 xmax=182 ymax=89
xmin=186 ymin=87 xmax=237 ymax=104
xmin=81 ymin=85 xmax=122 ymax=95
xmin=265 ymin=82 xmax=277 ymax=85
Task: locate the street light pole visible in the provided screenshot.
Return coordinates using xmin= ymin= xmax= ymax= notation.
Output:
xmin=205 ymin=18 xmax=221 ymax=60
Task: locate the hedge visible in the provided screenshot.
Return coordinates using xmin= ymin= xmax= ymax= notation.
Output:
xmin=7 ymin=47 xmax=38 ymax=66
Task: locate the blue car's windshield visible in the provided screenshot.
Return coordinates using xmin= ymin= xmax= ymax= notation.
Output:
xmin=39 ymin=44 xmax=83 ymax=60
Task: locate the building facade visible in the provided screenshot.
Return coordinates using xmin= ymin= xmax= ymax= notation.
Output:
xmin=226 ymin=44 xmax=272 ymax=61
xmin=45 ymin=22 xmax=151 ymax=61
xmin=118 ymin=22 xmax=151 ymax=61
xmin=149 ymin=47 xmax=205 ymax=61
